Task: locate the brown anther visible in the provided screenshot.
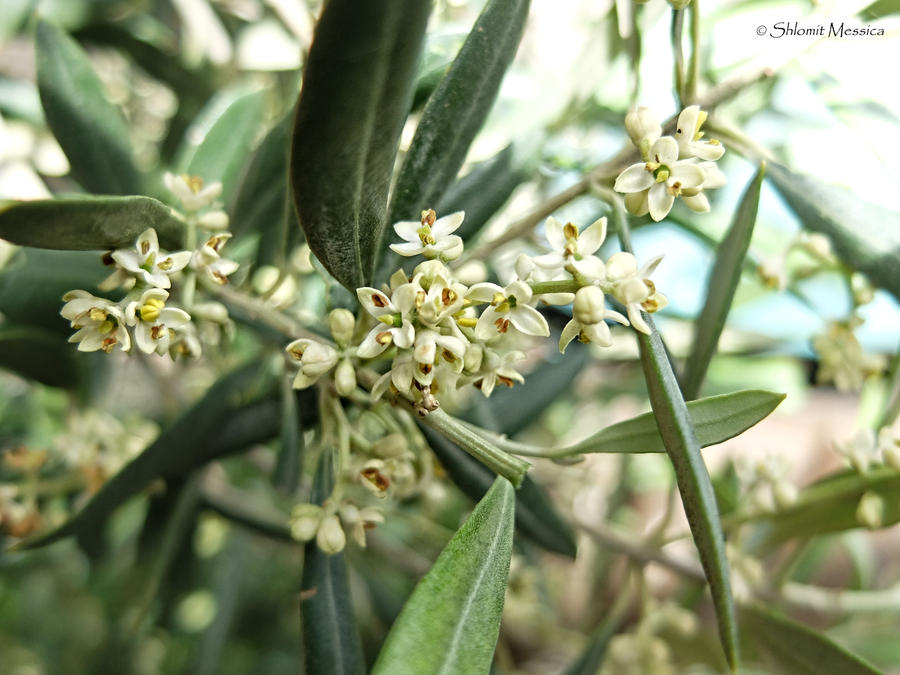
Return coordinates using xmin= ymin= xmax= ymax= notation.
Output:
xmin=473 ymin=379 xmax=484 ymax=390
xmin=150 ymin=325 xmax=165 ymax=340
xmin=667 ymin=181 xmax=682 ymax=196
xmin=185 ymin=175 xmax=204 ymax=193
xmin=497 ymin=376 xmax=515 ymax=388
xmin=441 ymin=288 xmax=457 ymax=306
xmin=419 ymin=363 xmax=433 ymax=375
xmin=376 ymin=331 xmax=393 ymax=345
xmin=415 ymin=290 xmax=426 ymax=308
xmin=441 ymin=349 xmax=456 ymax=362
xmin=563 ymin=223 xmax=579 ymax=240
xmin=101 ymin=337 xmax=118 ymax=353
xmin=420 ymin=208 xmax=437 ymax=226
xmin=101 ymin=251 xmax=115 ymax=266
xmin=89 ymin=307 xmax=108 ymax=322
xmin=213 ymin=271 xmax=229 ymax=284
xmin=158 ymin=257 xmax=173 ymax=271
xmin=140 ymin=241 xmax=151 ymax=255
xmin=361 ymin=467 xmax=391 ymax=492
xmin=372 ymin=293 xmax=389 ymax=308
xmin=494 ymin=318 xmax=510 ymax=334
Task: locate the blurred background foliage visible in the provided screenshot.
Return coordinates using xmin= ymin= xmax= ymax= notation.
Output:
xmin=1 ymin=0 xmax=899 ymax=673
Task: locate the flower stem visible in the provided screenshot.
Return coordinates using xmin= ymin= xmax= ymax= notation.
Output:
xmin=686 ymin=0 xmax=701 ymax=103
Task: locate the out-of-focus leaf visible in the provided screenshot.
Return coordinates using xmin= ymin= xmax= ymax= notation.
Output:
xmin=639 ymin=315 xmax=739 ymax=670
xmin=0 ymin=326 xmax=78 ymax=388
xmin=0 ymin=197 xmax=184 ymax=251
xmin=0 ymin=248 xmax=108 ymax=333
xmin=767 ymin=162 xmax=900 ymax=302
xmin=421 ymin=425 xmax=576 ymax=557
xmin=571 ymin=390 xmax=784 ymax=455
xmin=186 ymin=91 xmax=265 ymax=204
xmin=15 ymin=361 xmax=279 ymax=550
xmin=388 ymin=0 xmax=530 ymax=228
xmin=290 ymin=0 xmax=431 ymax=291
xmin=436 ymin=143 xmax=533 ymax=243
xmin=741 ymin=605 xmax=882 ymax=674
xmin=272 ymin=377 xmax=303 ymax=493
xmin=682 ymin=164 xmax=765 ymax=400
xmin=860 ymin=0 xmax=900 ymax=20
xmin=755 ymin=467 xmax=900 ymax=549
xmin=301 ymin=450 xmax=365 ymax=675
xmin=371 ymin=477 xmax=515 ymax=675
xmin=35 ymin=20 xmax=141 ymax=195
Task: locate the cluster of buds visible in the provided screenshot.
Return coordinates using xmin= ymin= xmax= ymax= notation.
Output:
xmin=615 ymin=105 xmax=726 ymax=221
xmin=289 ymin=500 xmax=384 ymax=554
xmin=834 ymin=426 xmax=900 ymax=474
xmin=757 ymin=231 xmax=839 ymax=291
xmin=812 ymin=317 xmax=885 ymax=392
xmin=736 ymin=453 xmax=798 ymax=512
xmin=601 ymin=600 xmax=697 ymax=675
xmin=60 ymin=174 xmax=238 ymax=359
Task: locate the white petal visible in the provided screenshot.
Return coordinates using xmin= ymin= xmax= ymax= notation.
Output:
xmin=431 ymin=211 xmax=464 ymax=237
xmin=675 ymin=106 xmax=699 ymax=147
xmin=506 ymin=280 xmax=532 ymax=304
xmin=111 ymin=250 xmax=143 ymax=274
xmin=531 ymin=252 xmax=565 ymax=270
xmin=467 ymin=282 xmax=503 ymax=303
xmin=433 ymin=334 xmax=466 ymax=358
xmin=389 ymin=242 xmax=425 ymax=257
xmin=474 ymin=306 xmax=502 ymax=341
xmin=392 ymin=320 xmax=415 ymax=349
xmin=559 ymin=320 xmax=580 ymax=354
xmin=134 ymin=325 xmax=156 ymax=353
xmin=614 ymin=164 xmax=654 ymax=194
xmin=627 ymin=304 xmax=651 ymax=335
xmin=650 ymin=136 xmax=678 ymax=165
xmin=163 ymin=250 xmax=193 ymax=272
xmin=356 ymin=288 xmax=394 ymax=317
xmin=639 ymin=254 xmax=664 ymax=278
xmin=413 ymin=333 xmax=436 ymax=364
xmin=357 ymin=328 xmax=389 ymax=358
xmin=538 ymin=292 xmax=575 ymax=306
xmin=544 ymin=217 xmax=566 ymax=250
xmin=392 ymin=220 xmax=421 ymax=242
xmin=690 ymin=141 xmax=725 ymax=161
xmin=509 ymin=305 xmax=549 ymax=337
xmin=648 ymin=183 xmax=674 ymax=222
xmin=624 ymin=190 xmax=650 ymax=217
xmin=584 ymin=321 xmax=612 ymax=347
xmin=670 ymin=163 xmax=705 ymax=190
xmin=571 ymin=255 xmax=605 ymax=281
xmin=578 ymin=217 xmax=607 ymax=255
xmin=292 ymin=370 xmax=317 ymax=389
xmin=160 ymin=307 xmax=191 ymax=328
xmin=606 ymin=252 xmax=638 ymax=280
xmin=682 ymin=192 xmax=710 ymax=213
xmin=606 ymin=309 xmax=629 ymax=326
xmin=391 ymin=359 xmax=414 ymax=393
xmin=439 ymin=237 xmax=464 ymax=261
xmin=480 ymin=374 xmax=497 ymax=398
xmin=698 ymin=162 xmax=727 ymax=189
xmin=136 ymin=228 xmax=159 ymax=254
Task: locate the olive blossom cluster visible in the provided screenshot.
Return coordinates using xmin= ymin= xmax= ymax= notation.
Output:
xmin=59 ymin=174 xmax=239 ymax=359
xmin=615 ymin=105 xmax=726 ymax=221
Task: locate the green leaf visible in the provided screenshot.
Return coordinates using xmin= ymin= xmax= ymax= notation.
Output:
xmin=388 ymin=0 xmax=531 ymax=225
xmin=272 ymin=377 xmax=304 ymax=493
xmin=290 ymin=0 xmax=431 ymax=291
xmin=0 ymin=196 xmax=184 ymax=251
xmin=35 ymin=20 xmax=141 ymax=195
xmin=15 ymin=361 xmax=279 ymax=550
xmin=186 ymin=91 xmax=265 ymax=205
xmin=0 ymin=325 xmax=78 ymax=388
xmin=637 ymin=318 xmax=740 ymax=671
xmin=421 ymin=425 xmax=577 ymax=557
xmin=753 ymin=467 xmax=900 ymax=548
xmin=301 ymin=450 xmax=365 ymax=675
xmin=681 ymin=163 xmax=765 ymax=400
xmin=371 ymin=477 xmax=515 ymax=675
xmin=571 ymin=389 xmax=785 ymax=456
xmin=767 ymin=162 xmax=900 ymax=302
xmin=741 ymin=605 xmax=882 ymax=674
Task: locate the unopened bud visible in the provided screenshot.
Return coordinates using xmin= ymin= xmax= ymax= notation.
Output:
xmin=371 ymin=433 xmax=408 ymax=459
xmin=773 ymin=480 xmax=798 ymax=509
xmin=289 ymin=504 xmax=322 ymax=542
xmin=191 ymin=301 xmax=229 ymax=324
xmin=197 ymin=210 xmax=229 ymax=230
xmin=328 ymin=308 xmax=356 ymax=347
xmin=851 ymin=273 xmax=875 ymax=306
xmin=625 ymin=107 xmax=662 ymax=149
xmin=857 ymin=491 xmax=885 ymax=529
xmin=334 ymin=359 xmax=356 ymax=397
xmin=316 ymin=514 xmax=346 ymax=554
xmin=573 ymin=286 xmax=607 ymax=325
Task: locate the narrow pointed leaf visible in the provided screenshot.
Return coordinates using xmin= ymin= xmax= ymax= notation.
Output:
xmin=36 ymin=20 xmax=141 ymax=195
xmin=290 ymin=0 xmax=431 ymax=290
xmin=0 ymin=197 xmax=184 ymax=251
xmin=301 ymin=450 xmax=365 ymax=675
xmin=682 ymin=164 xmax=765 ymax=400
xmin=272 ymin=376 xmax=304 ymax=493
xmin=388 ymin=0 xmax=531 ymax=227
xmin=15 ymin=361 xmax=279 ymax=550
xmin=570 ymin=389 xmax=785 ymax=455
xmin=422 ymin=425 xmax=577 ymax=557
xmin=637 ymin=315 xmax=739 ymax=670
xmin=741 ymin=605 xmax=882 ymax=674
xmin=187 ymin=91 xmax=265 ymax=204
xmin=0 ymin=326 xmax=78 ymax=388
xmin=371 ymin=477 xmax=515 ymax=675
xmin=767 ymin=162 xmax=900 ymax=302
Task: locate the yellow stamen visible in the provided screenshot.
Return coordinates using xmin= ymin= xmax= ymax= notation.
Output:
xmin=139 ymin=298 xmax=165 ymax=323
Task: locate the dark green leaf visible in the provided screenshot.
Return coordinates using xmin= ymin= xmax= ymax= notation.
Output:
xmin=571 ymin=389 xmax=784 ymax=455
xmin=371 ymin=477 xmax=515 ymax=675
xmin=637 ymin=317 xmax=739 ymax=671
xmin=35 ymin=20 xmax=141 ymax=195
xmin=767 ymin=162 xmax=900 ymax=302
xmin=290 ymin=0 xmax=431 ymax=290
xmin=15 ymin=361 xmax=279 ymax=549
xmin=681 ymin=164 xmax=765 ymax=400
xmin=0 ymin=197 xmax=184 ymax=251
xmin=0 ymin=325 xmax=78 ymax=388
xmin=272 ymin=376 xmax=304 ymax=493
xmin=741 ymin=605 xmax=882 ymax=674
xmin=187 ymin=91 xmax=265 ymax=205
xmin=388 ymin=0 xmax=530 ymax=226
xmin=301 ymin=450 xmax=365 ymax=675
xmin=421 ymin=425 xmax=576 ymax=557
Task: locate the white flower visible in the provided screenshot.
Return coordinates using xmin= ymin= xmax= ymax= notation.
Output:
xmin=412 ymin=329 xmax=466 ymax=386
xmin=110 ymin=228 xmax=192 ymax=290
xmin=625 ymin=106 xmax=662 ymax=159
xmin=415 ymin=275 xmax=467 ymax=328
xmin=338 ymin=503 xmax=384 ymax=548
xmin=124 ymin=288 xmax=192 ymax=355
xmin=614 ymin=136 xmax=706 ymax=222
xmin=191 ymin=233 xmax=239 ymax=285
xmin=389 ymin=209 xmax=465 ymax=261
xmin=532 ymin=216 xmax=608 ymax=281
xmin=605 ymin=252 xmax=667 ymax=334
xmin=164 ymin=172 xmax=223 ymax=211
xmin=679 ymin=161 xmax=727 ymax=213
xmin=285 ymin=338 xmax=339 ymax=389
xmin=834 ymin=429 xmax=880 ymax=473
xmin=467 ymin=280 xmax=550 ymax=340
xmin=559 ymin=286 xmax=628 ymax=353
xmin=877 ymin=426 xmax=900 ymax=470
xmin=61 ymin=290 xmax=131 ymax=353
xmin=356 ymin=286 xmax=416 ymax=358
xmin=371 ymin=353 xmax=416 ymax=401
xmin=469 ymin=346 xmax=526 ymax=397
xmin=674 ymin=106 xmax=724 ymax=161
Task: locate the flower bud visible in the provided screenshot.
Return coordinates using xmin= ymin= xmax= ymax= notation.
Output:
xmin=334 ymin=358 xmax=356 ymax=397
xmin=573 ymin=286 xmax=607 ymax=325
xmin=464 ymin=344 xmax=484 ymax=372
xmin=289 ymin=504 xmax=322 ymax=542
xmin=455 ymin=259 xmax=488 ymax=286
xmin=328 ymin=308 xmax=356 ymax=347
xmin=197 ymin=210 xmax=229 ymax=230
xmin=624 ymin=107 xmax=662 ymax=150
xmin=773 ymin=480 xmax=798 ymax=509
xmin=856 ymin=491 xmax=885 ymax=529
xmin=667 ymin=0 xmax=692 ymax=8
xmin=851 ymin=273 xmax=875 ymax=306
xmin=371 ymin=433 xmax=408 ymax=459
xmin=191 ymin=301 xmax=229 ymax=324
xmin=316 ymin=514 xmax=346 ymax=554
